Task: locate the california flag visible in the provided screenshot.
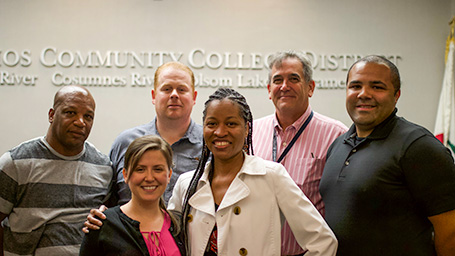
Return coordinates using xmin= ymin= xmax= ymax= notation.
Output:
xmin=434 ymin=29 xmax=455 ymax=155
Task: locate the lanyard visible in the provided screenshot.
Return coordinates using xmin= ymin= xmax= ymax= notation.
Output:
xmin=272 ymin=111 xmax=314 ymax=163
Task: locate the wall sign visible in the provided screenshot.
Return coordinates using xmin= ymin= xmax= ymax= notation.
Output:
xmin=0 ymin=48 xmax=401 ymax=90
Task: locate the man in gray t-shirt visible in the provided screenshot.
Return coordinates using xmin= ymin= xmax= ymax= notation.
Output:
xmin=0 ymin=85 xmax=113 ymax=256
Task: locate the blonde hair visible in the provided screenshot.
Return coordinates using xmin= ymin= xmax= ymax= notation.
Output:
xmin=154 ymin=61 xmax=195 ymax=90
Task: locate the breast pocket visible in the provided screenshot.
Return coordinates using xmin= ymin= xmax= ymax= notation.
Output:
xmin=291 ymin=158 xmax=325 ymax=193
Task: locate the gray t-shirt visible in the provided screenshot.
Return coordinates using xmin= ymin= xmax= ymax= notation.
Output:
xmin=0 ymin=137 xmax=113 ymax=255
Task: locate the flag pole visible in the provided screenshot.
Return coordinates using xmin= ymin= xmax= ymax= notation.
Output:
xmin=446 ymin=17 xmax=455 ymax=62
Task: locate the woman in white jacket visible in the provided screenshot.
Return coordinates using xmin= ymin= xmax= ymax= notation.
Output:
xmin=168 ymin=88 xmax=337 ymax=256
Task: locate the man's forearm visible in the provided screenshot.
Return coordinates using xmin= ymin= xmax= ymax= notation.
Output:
xmin=435 ymin=232 xmax=455 ymax=256
xmin=429 ymin=210 xmax=455 ymax=256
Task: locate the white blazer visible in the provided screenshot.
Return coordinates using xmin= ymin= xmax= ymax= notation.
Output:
xmin=168 ymin=154 xmax=337 ymax=256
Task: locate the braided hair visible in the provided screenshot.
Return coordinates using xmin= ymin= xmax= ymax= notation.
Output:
xmin=181 ymin=88 xmax=253 ymax=252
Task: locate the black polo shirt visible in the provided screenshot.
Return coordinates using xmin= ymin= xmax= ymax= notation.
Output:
xmin=320 ymin=109 xmax=455 ymax=256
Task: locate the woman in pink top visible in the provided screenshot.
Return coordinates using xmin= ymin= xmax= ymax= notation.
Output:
xmin=80 ymin=135 xmax=184 ymax=256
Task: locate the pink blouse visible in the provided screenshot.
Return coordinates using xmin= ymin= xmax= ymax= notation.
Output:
xmin=141 ymin=212 xmax=180 ymax=256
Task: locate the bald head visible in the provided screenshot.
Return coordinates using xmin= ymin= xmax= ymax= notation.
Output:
xmin=46 ymin=85 xmax=96 ymax=156
xmin=53 ymin=85 xmax=95 ymax=110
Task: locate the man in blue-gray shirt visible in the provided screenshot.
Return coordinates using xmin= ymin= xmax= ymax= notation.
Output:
xmin=110 ymin=62 xmax=203 ymax=205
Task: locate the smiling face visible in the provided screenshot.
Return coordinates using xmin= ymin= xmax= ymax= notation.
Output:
xmin=267 ymin=57 xmax=315 ymax=124
xmin=46 ymin=86 xmax=95 ymax=156
xmin=151 ymin=66 xmax=197 ymax=122
xmin=123 ymin=149 xmax=172 ymax=204
xmin=346 ymin=62 xmax=400 ymax=137
xmin=203 ymin=99 xmax=248 ymax=164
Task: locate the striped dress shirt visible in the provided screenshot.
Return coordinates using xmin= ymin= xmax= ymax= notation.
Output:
xmin=253 ymin=105 xmax=347 ymax=255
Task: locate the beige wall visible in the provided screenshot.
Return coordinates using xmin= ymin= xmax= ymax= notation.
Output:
xmin=0 ymin=0 xmax=453 ymax=154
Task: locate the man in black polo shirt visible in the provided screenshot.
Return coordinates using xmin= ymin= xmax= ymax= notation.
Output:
xmin=320 ymin=55 xmax=455 ymax=256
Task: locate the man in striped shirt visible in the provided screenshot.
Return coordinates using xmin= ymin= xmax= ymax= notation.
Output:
xmin=253 ymin=51 xmax=347 ymax=256
xmin=0 ymin=85 xmax=113 ymax=256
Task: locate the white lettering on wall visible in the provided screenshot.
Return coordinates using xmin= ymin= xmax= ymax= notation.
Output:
xmin=1 ymin=47 xmax=402 ymax=89
xmin=51 ymin=72 xmax=127 ymax=87
xmin=188 ymin=49 xmax=271 ymax=70
xmin=194 ymin=73 xmax=233 ymax=87
xmin=0 ymin=71 xmax=37 ymax=86
xmin=40 ymin=48 xmax=183 ymax=68
xmin=0 ymin=50 xmax=32 ymax=67
xmin=130 ymin=73 xmax=154 ymax=87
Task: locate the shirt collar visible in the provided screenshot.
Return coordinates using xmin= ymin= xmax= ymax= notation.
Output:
xmin=184 ymin=119 xmax=203 ymax=144
xmin=344 ymin=108 xmax=398 ymax=143
xmin=152 ymin=117 xmax=201 ymax=145
xmin=199 ymin=153 xmax=265 ymax=185
xmin=273 ymin=105 xmax=312 ymax=132
xmin=41 ymin=136 xmax=86 ymax=160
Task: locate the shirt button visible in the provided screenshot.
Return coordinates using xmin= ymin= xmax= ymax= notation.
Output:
xmin=187 ymin=214 xmax=193 ymax=223
xmin=282 ymin=142 xmax=287 ymax=147
xmin=345 ymin=160 xmax=349 ymax=166
xmin=234 ymin=206 xmax=241 ymax=215
xmin=352 ymin=149 xmax=357 ymax=153
xmin=239 ymin=248 xmax=248 ymax=255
